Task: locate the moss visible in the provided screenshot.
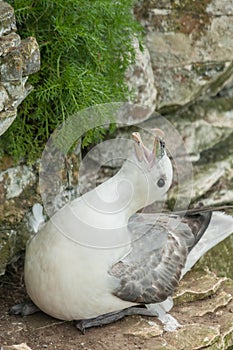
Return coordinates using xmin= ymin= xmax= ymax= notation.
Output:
xmin=0 ymin=0 xmax=143 ymax=163
xmin=195 ymin=235 xmax=233 ymax=279
xmin=168 ymin=13 xmax=210 ymax=37
xmin=145 ymin=0 xmax=212 ymax=38
xmin=171 ymin=0 xmax=212 ymax=13
xmin=197 ymin=133 xmax=233 ymax=164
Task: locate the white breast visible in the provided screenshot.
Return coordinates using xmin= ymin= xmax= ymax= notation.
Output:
xmin=25 ymin=208 xmax=135 ymax=320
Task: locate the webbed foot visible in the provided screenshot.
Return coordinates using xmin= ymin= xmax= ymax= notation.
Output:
xmin=10 ymin=300 xmax=40 ymax=316
xmin=76 ymin=305 xmax=154 ymax=334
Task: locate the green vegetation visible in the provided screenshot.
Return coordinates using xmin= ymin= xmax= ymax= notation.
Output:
xmin=1 ymin=0 xmax=142 ymax=162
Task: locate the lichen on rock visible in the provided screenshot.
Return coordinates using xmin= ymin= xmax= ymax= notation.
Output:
xmin=0 ymin=1 xmax=40 ymax=136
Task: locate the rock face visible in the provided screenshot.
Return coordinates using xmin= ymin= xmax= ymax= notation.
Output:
xmin=128 ymin=0 xmax=233 ymax=212
xmin=0 ymin=2 xmax=40 ymax=275
xmin=135 ymin=0 xmax=233 ymax=110
xmin=125 ymin=271 xmax=233 ymax=350
xmin=0 ymin=164 xmax=38 ymax=275
xmin=0 ymin=1 xmax=40 ymax=136
xmin=126 ymin=38 xmax=157 ymax=110
xmin=125 ymin=1 xmax=233 ymax=207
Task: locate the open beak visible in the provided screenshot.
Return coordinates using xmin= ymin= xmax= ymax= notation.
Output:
xmin=151 ymin=128 xmax=165 ymax=159
xmin=132 ymin=129 xmax=165 ymax=168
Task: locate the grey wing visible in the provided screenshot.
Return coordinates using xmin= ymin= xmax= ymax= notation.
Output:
xmin=109 ymin=214 xmax=195 ymax=304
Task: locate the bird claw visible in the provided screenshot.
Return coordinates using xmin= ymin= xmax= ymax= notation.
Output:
xmin=75 ymin=306 xmax=155 ymax=333
xmin=10 ymin=301 xmax=40 ymax=316
xmin=158 ymin=313 xmax=182 ymax=332
xmin=75 ymin=320 xmax=86 ymax=334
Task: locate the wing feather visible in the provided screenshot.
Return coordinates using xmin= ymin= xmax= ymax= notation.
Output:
xmin=110 ymin=210 xmax=212 ymax=304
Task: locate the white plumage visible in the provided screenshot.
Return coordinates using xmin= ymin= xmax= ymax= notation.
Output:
xmin=22 ymin=130 xmax=233 ymax=331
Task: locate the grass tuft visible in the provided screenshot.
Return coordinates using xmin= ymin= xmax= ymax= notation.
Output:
xmin=1 ymin=0 xmax=143 ymax=163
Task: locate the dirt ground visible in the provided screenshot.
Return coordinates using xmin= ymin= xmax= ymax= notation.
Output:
xmin=0 ymin=257 xmax=166 ymax=350
xmin=1 ymin=257 xmax=233 ymax=350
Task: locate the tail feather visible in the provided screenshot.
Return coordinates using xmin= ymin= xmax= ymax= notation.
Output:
xmin=29 ymin=203 xmax=45 ymax=233
xmin=182 ymin=211 xmax=233 ymax=276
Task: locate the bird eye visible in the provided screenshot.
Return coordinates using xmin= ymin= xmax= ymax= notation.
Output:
xmin=160 ymin=140 xmax=165 ymax=148
xmin=157 ymin=178 xmax=165 ymax=187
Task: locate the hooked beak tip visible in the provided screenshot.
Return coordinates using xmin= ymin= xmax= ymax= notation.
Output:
xmin=152 ymin=129 xmax=165 ymax=158
xmin=132 ymin=132 xmax=142 ymax=144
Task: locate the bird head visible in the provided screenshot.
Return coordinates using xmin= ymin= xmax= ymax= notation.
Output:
xmin=132 ymin=129 xmax=173 ymax=205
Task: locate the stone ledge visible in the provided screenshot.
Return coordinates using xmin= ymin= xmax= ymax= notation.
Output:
xmin=0 ymin=1 xmax=16 ymax=36
xmin=0 ymin=1 xmax=40 ymax=136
